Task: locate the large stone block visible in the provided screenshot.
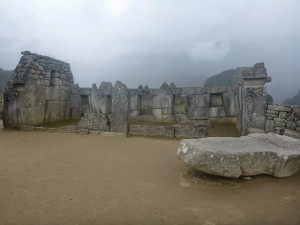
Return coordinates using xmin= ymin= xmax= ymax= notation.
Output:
xmin=152 ymin=109 xmax=162 ymax=122
xmin=71 ymin=108 xmax=81 ymax=119
xmin=70 ymin=95 xmax=80 ymax=108
xmin=286 ymin=121 xmax=296 ymax=130
xmin=187 ymin=108 xmax=209 ymax=120
xmin=25 ymin=106 xmax=46 ymax=125
xmin=266 ymin=110 xmax=278 ymax=116
xmin=152 ymin=94 xmax=173 ymax=109
xmin=265 ymin=119 xmax=275 ymax=133
xmin=44 ymin=100 xmax=71 ymax=122
xmin=162 ymin=108 xmax=173 ymax=115
xmin=222 ymin=92 xmax=238 ymax=117
xmin=46 ymin=86 xmax=60 ymax=101
xmin=209 ymin=107 xmax=226 ymax=118
xmin=60 ymin=90 xmax=70 ymax=101
xmin=177 ymin=133 xmax=300 ymax=178
xmin=279 ymin=111 xmax=287 ymax=119
xmin=187 ymin=94 xmax=210 ymax=108
xmin=50 ymin=77 xmax=63 ymax=86
xmin=284 ymin=129 xmax=300 ymax=139
xmin=99 ymin=95 xmax=112 ymax=114
xmin=268 ymin=105 xmax=292 ymax=112
xmin=241 ymin=87 xmax=267 ymax=135
xmin=110 ymin=81 xmax=129 ymax=133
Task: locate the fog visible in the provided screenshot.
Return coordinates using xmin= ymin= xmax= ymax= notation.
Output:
xmin=0 ymin=0 xmax=299 ymax=102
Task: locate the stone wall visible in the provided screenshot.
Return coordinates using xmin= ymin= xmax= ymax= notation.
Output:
xmin=266 ymin=104 xmax=300 ymax=139
xmin=3 ymin=52 xmax=272 ymax=138
xmin=3 ymin=51 xmax=73 ymax=128
xmin=233 ymin=63 xmax=271 ymax=135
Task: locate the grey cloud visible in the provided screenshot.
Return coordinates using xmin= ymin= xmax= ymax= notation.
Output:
xmin=0 ymin=0 xmax=299 ymax=102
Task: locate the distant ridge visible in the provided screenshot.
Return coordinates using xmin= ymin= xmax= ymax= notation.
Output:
xmin=0 ymin=68 xmax=12 ymax=91
xmin=283 ymin=90 xmax=300 ymax=105
xmin=204 ymin=68 xmax=274 ymax=103
xmin=203 ymin=69 xmax=236 ymax=87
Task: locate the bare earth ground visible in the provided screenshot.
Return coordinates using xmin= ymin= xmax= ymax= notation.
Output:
xmin=0 ymin=121 xmax=300 ymax=225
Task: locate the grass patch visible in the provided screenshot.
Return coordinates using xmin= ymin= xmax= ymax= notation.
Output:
xmin=207 ymin=122 xmax=240 ymax=137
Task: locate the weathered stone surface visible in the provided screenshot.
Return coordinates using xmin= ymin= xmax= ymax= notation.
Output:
xmin=286 ymin=121 xmax=296 ymax=130
xmin=110 ymin=81 xmax=129 ymax=133
xmin=209 ymin=107 xmax=226 ymax=118
xmin=268 ymin=105 xmax=292 ymax=112
xmin=177 ymin=133 xmax=300 ymax=178
xmin=174 ymin=125 xmax=207 ymax=138
xmin=279 ymin=111 xmax=287 ymax=119
xmin=78 ymin=113 xmax=110 ymax=131
xmin=266 ymin=110 xmax=278 ymax=115
xmin=129 ymin=125 xmax=174 ymax=137
xmin=284 ymin=129 xmax=300 ymax=139
xmin=265 ymin=119 xmax=275 ymax=133
xmin=187 ymin=94 xmax=210 ymax=108
xmin=44 ymin=101 xmax=71 ymax=122
xmin=152 ymin=94 xmax=173 ymax=109
xmin=274 ymin=117 xmax=285 ymax=127
xmin=187 ymin=108 xmax=210 ymax=120
xmin=3 ymin=51 xmax=73 ymax=128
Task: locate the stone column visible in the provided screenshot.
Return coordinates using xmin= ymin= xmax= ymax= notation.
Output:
xmin=236 ymin=63 xmax=272 ymax=135
xmin=111 ymin=81 xmax=130 ymax=133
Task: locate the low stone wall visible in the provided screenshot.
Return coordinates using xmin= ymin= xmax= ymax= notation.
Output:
xmin=266 ymin=104 xmax=300 ymax=139
xmin=129 ymin=124 xmax=207 ymax=138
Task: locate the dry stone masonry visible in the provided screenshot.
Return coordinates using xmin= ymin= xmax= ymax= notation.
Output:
xmin=3 ymin=51 xmax=73 ymax=128
xmin=266 ymin=104 xmax=300 ymax=139
xmin=5 ymin=51 xmax=293 ymax=139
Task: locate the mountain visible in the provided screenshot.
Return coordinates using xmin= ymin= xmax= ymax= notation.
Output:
xmin=0 ymin=68 xmax=13 ymax=91
xmin=75 ymin=53 xmax=208 ymax=88
xmin=203 ymin=68 xmax=274 ymax=103
xmin=203 ymin=69 xmax=236 ymax=87
xmin=283 ymin=90 xmax=300 ymax=105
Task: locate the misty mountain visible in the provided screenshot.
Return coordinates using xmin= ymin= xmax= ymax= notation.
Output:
xmin=203 ymin=67 xmax=274 ymax=103
xmin=283 ymin=90 xmax=300 ymax=105
xmin=0 ymin=68 xmax=12 ymax=91
xmin=96 ymin=53 xmax=208 ymax=88
xmin=204 ymin=69 xmax=236 ymax=87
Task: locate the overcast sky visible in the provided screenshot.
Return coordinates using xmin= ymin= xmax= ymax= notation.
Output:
xmin=0 ymin=0 xmax=299 ymax=102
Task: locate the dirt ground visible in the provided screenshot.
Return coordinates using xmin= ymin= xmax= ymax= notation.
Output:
xmin=0 ymin=122 xmax=300 ymax=225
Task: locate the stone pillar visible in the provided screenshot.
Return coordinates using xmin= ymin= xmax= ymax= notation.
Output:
xmin=236 ymin=63 xmax=272 ymax=135
xmin=111 ymin=81 xmax=130 ymax=133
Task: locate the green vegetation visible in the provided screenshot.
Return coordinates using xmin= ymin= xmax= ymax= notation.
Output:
xmin=204 ymin=69 xmax=236 ymax=87
xmin=41 ymin=119 xmax=80 ymax=128
xmin=207 ymin=123 xmax=240 ymax=137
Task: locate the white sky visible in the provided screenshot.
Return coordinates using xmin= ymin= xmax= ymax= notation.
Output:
xmin=0 ymin=0 xmax=299 ymax=101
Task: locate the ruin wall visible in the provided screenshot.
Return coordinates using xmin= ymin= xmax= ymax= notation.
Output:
xmin=266 ymin=104 xmax=300 ymax=139
xmin=3 ymin=52 xmax=274 ymax=138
